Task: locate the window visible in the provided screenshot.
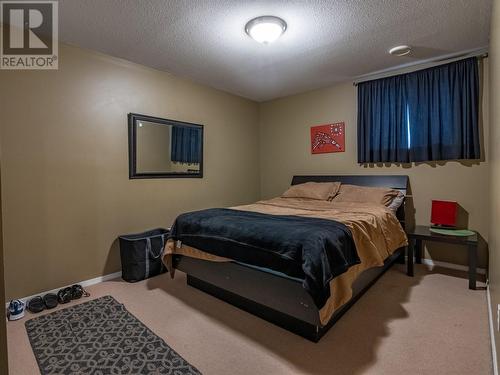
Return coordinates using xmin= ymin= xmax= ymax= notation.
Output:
xmin=357 ymin=57 xmax=480 ymax=163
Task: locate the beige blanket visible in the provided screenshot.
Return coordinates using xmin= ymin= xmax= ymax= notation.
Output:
xmin=164 ymin=197 xmax=408 ymax=325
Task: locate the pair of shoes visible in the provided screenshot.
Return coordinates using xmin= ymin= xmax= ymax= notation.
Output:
xmin=7 ymin=300 xmax=25 ymax=321
xmin=25 ymin=285 xmax=91 ymax=314
xmin=57 ymin=284 xmax=90 ymax=304
xmin=27 ymin=293 xmax=58 ymax=313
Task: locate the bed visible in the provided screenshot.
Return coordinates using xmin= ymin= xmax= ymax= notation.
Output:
xmin=164 ymin=175 xmax=409 ymax=342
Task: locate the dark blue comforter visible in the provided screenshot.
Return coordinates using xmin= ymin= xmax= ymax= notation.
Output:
xmin=169 ymin=208 xmax=360 ymax=309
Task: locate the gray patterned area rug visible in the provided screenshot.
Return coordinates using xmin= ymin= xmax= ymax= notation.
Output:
xmin=25 ymin=295 xmax=202 ymax=375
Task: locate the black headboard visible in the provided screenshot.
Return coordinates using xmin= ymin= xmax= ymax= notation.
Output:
xmin=291 ymin=175 xmax=409 ymax=227
xmin=292 ymin=175 xmax=408 ymax=193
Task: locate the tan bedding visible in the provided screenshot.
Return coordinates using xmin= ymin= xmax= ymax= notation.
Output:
xmin=163 ymin=197 xmax=408 ymax=325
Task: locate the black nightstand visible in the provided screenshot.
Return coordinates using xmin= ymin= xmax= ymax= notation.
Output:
xmin=406 ymin=225 xmax=479 ymax=289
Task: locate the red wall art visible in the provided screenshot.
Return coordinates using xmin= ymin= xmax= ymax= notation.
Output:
xmin=310 ymin=122 xmax=345 ymax=154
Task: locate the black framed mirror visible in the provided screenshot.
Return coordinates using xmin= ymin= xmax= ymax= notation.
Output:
xmin=128 ymin=113 xmax=203 ymax=179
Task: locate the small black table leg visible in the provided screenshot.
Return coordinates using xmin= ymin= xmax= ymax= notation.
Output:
xmin=407 ymin=240 xmax=414 ymax=277
xmin=415 ymin=239 xmax=422 ymax=264
xmin=468 ymin=244 xmax=477 ymax=290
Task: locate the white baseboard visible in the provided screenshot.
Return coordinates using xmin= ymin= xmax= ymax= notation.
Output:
xmin=418 ymin=258 xmax=487 ymax=275
xmin=4 ymin=258 xmax=487 ymax=307
xmin=487 ymin=284 xmax=499 ymax=375
xmin=5 ymin=271 xmax=122 ymax=309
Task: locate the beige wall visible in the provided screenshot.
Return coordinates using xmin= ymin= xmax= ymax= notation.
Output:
xmin=0 ymin=160 xmax=8 ymax=375
xmin=259 ymin=61 xmax=490 ymax=268
xmin=0 ymin=44 xmax=260 ymax=299
xmin=489 ymin=0 xmax=500 ymax=370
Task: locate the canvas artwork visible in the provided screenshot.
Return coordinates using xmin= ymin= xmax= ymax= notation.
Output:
xmin=311 ymin=122 xmax=345 ymax=154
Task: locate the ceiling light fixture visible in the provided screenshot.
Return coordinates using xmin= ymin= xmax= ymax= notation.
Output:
xmin=389 ymin=45 xmax=412 ymax=56
xmin=245 ymin=16 xmax=287 ymax=44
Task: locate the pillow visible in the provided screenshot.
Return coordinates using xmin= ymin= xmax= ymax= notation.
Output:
xmin=332 ymin=184 xmax=401 ymax=206
xmin=282 ymin=182 xmax=341 ymax=201
xmin=387 ymin=191 xmax=405 ymax=212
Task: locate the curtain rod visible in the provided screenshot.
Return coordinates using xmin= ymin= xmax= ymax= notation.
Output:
xmin=353 ymin=48 xmax=488 ymax=86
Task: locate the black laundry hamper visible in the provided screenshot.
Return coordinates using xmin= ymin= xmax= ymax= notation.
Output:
xmin=119 ymin=228 xmax=169 ymax=282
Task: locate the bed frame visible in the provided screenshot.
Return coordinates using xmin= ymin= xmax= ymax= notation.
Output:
xmin=173 ymin=175 xmax=409 ymax=342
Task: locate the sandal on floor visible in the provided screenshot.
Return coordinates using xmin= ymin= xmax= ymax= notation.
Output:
xmin=57 ymin=287 xmax=72 ymax=304
xmin=70 ymin=284 xmax=89 ymax=300
xmin=43 ymin=293 xmax=58 ymax=309
xmin=27 ymin=296 xmax=45 ymax=313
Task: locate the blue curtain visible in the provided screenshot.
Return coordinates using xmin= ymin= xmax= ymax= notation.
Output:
xmin=406 ymin=57 xmax=480 ymax=161
xmin=358 ymin=57 xmax=480 ymax=163
xmin=357 ymin=75 xmax=410 ymax=163
xmin=171 ymin=126 xmax=201 ymax=164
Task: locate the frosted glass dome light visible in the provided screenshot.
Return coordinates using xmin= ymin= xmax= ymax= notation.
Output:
xmin=245 ymin=16 xmax=287 ymax=44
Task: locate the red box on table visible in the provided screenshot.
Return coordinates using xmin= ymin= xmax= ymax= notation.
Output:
xmin=431 ymin=200 xmax=458 ymax=227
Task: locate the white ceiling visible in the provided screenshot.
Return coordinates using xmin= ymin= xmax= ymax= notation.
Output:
xmin=58 ymin=0 xmax=492 ymax=102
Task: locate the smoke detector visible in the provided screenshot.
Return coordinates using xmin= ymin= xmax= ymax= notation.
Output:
xmin=389 ymin=45 xmax=412 ymax=56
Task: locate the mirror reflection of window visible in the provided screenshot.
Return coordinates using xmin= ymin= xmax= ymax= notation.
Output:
xmin=132 ymin=117 xmax=202 ymax=177
xmin=170 ymin=126 xmax=202 ymax=173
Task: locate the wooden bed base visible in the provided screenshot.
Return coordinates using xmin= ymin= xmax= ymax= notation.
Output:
xmin=173 ymin=175 xmax=409 ymax=342
xmin=175 ymin=249 xmax=404 ymax=342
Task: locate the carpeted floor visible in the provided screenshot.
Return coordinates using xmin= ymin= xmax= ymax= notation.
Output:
xmin=7 ymin=264 xmax=492 ymax=375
